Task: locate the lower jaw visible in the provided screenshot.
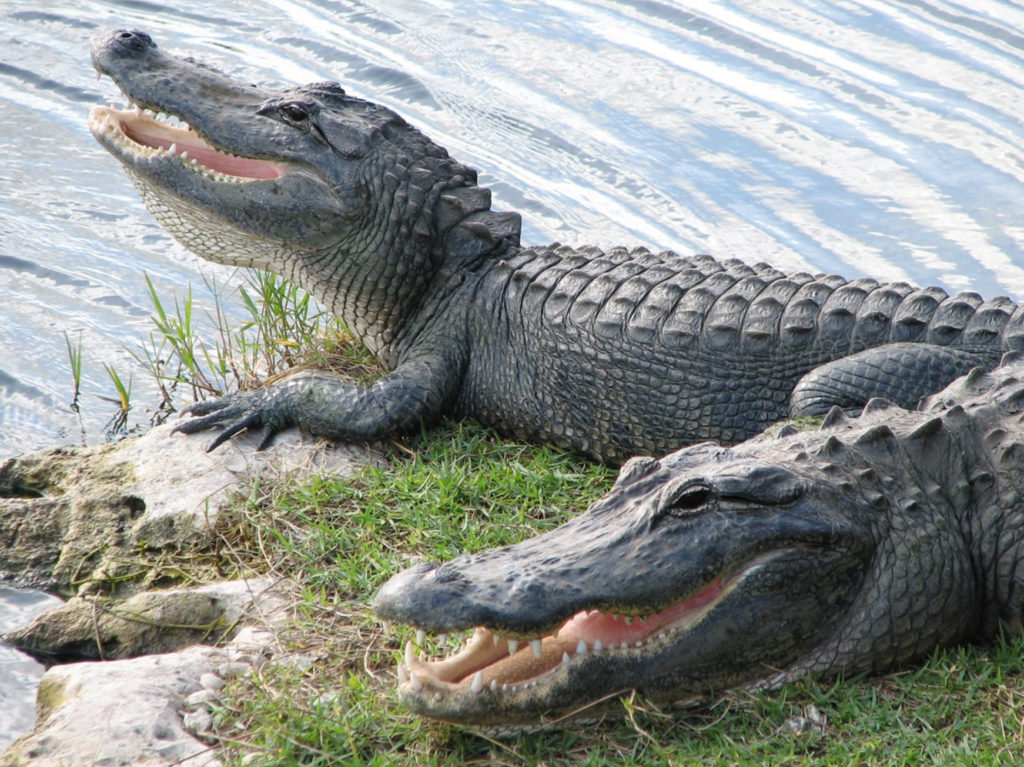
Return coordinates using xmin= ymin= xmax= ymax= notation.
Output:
xmin=398 ymin=658 xmax=711 ymax=730
xmin=396 ymin=602 xmax=726 ymax=718
xmin=399 ymin=578 xmax=731 ymax=699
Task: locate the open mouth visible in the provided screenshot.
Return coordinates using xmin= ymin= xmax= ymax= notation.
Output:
xmin=88 ymin=104 xmax=285 ymax=182
xmin=393 ymin=552 xmax=783 ymax=701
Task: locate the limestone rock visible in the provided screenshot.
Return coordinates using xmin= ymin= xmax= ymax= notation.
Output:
xmin=4 ymin=579 xmax=287 ymax=663
xmin=0 ymin=422 xmax=377 ymax=765
xmin=3 ymin=644 xmax=232 ymax=766
xmin=0 ymin=422 xmax=377 ymax=594
xmin=0 ymin=578 xmax=290 ymax=767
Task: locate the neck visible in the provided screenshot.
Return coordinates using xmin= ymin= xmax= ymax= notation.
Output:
xmin=303 ymin=180 xmax=521 ymax=360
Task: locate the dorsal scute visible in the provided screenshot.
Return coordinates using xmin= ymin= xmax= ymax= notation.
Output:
xmin=862 ymin=397 xmax=898 ymax=415
xmin=890 ymin=286 xmax=947 ymax=343
xmin=816 ymin=277 xmax=877 ymax=346
xmin=851 ymin=282 xmax=913 ymax=347
xmin=703 ymin=274 xmax=767 ymax=351
xmin=780 ymin=278 xmax=839 ymax=349
xmin=853 ymin=423 xmax=896 ymax=447
xmin=741 ymin=277 xmax=811 ymax=353
xmin=659 ymin=269 xmax=736 ymax=348
xmin=963 ymin=295 xmax=1016 ymax=347
xmin=1002 ymin=305 xmax=1024 ymax=351
xmin=821 ymin=405 xmax=848 ymax=429
xmin=926 ymin=291 xmax=984 ymax=347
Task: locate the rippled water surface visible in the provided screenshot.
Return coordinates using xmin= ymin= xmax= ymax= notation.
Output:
xmin=2 ymin=0 xmax=1024 ymax=748
xmin=0 ymin=587 xmax=62 ymax=743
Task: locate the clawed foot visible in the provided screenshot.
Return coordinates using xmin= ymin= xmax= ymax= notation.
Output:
xmin=172 ymin=390 xmax=289 ymax=451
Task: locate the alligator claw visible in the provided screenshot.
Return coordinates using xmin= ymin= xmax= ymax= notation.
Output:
xmin=172 ymin=390 xmax=288 ymax=451
xmin=179 ymin=397 xmax=234 ymax=418
xmin=255 ymin=424 xmax=279 ymax=451
xmin=205 ymin=416 xmax=260 ymax=452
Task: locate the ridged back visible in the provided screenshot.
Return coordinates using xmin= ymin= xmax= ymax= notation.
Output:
xmin=505 ymin=246 xmax=1024 ymax=355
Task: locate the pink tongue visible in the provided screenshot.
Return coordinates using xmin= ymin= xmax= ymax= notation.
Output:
xmin=125 ymin=122 xmax=283 ymax=179
xmin=176 ymin=144 xmax=283 ymax=179
xmin=556 ymin=578 xmax=725 ymax=644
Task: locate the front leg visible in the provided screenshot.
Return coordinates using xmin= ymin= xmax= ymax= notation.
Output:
xmin=173 ymin=353 xmax=462 ymax=451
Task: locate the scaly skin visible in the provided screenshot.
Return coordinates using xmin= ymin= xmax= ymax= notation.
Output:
xmin=90 ymin=30 xmax=1024 ymax=464
xmin=373 ymin=353 xmax=1024 ymax=728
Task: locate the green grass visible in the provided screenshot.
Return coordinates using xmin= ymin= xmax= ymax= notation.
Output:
xmin=131 ymin=269 xmax=376 ymax=420
xmin=121 ymin=272 xmax=1024 ymax=765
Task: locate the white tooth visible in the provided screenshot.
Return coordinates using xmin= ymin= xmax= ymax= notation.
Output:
xmin=492 ymin=634 xmax=500 ymax=646
xmin=438 ymin=633 xmax=447 ymax=645
xmin=530 ymin=639 xmax=542 ymax=660
xmin=416 ymin=629 xmax=425 ymax=646
xmin=397 ymin=664 xmax=408 ymax=683
xmin=507 ymin=639 xmax=519 ymax=655
xmin=405 ymin=641 xmax=416 ymax=666
xmin=611 ymin=614 xmax=620 ymax=622
xmin=180 ymin=150 xmax=189 ymax=160
xmin=409 ymin=672 xmax=423 ymax=693
xmin=635 ymin=640 xmax=643 ymax=648
xmin=169 ymin=142 xmax=177 ymax=154
xmin=502 ymin=683 xmax=509 ymax=692
xmin=594 ymin=639 xmax=603 ymax=652
xmin=624 ymin=615 xmax=634 ymax=625
xmin=561 ymin=651 xmax=570 ymax=666
xmin=470 ymin=671 xmax=484 ymax=694
xmin=490 ymin=679 xmax=498 ymax=693
xmin=576 ymin=638 xmax=587 ymax=655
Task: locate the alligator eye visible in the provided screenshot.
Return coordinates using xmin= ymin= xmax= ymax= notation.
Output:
xmin=257 ymin=99 xmax=317 ymax=127
xmin=279 ymin=102 xmax=311 ymax=123
xmin=659 ymin=479 xmax=716 ymax=517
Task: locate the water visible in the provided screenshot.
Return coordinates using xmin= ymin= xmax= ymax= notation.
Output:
xmin=2 ymin=0 xmax=1024 ymax=748
xmin=0 ymin=587 xmax=61 ymax=743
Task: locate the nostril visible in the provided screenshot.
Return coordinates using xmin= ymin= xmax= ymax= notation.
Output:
xmin=115 ymin=29 xmax=155 ymax=53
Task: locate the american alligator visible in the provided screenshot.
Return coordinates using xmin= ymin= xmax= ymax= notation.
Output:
xmin=89 ymin=30 xmax=1024 ymax=464
xmin=373 ymin=353 xmax=1024 ymax=728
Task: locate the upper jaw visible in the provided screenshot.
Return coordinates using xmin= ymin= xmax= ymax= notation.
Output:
xmin=88 ymin=105 xmax=286 ymax=183
xmin=90 ymin=29 xmax=287 ymax=180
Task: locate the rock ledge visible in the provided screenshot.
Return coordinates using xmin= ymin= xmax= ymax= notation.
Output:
xmin=0 ymin=423 xmax=379 ymax=766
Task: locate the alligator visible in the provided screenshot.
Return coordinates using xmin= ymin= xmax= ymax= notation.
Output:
xmin=89 ymin=29 xmax=1024 ymax=464
xmin=373 ymin=353 xmax=1024 ymax=728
